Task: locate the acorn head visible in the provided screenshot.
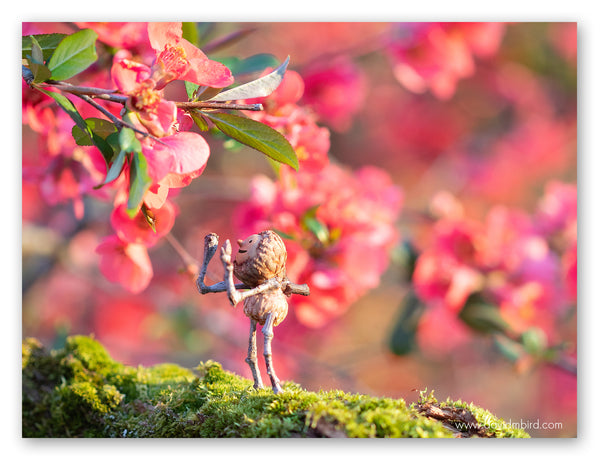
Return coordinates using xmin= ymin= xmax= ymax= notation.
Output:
xmin=233 ymin=230 xmax=287 ymax=286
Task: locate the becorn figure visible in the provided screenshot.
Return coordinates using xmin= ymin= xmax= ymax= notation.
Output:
xmin=196 ymin=230 xmax=310 ymax=394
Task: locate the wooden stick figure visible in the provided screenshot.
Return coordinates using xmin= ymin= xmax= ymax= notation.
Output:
xmin=196 ymin=231 xmax=309 ymax=394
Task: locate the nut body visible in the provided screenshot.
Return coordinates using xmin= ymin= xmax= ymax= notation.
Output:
xmin=243 ymin=290 xmax=289 ymax=326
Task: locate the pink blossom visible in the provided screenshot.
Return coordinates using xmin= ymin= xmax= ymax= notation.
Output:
xmin=111 ymin=200 xmax=176 ymax=247
xmin=96 ymin=235 xmax=153 ymax=293
xmin=147 ymin=22 xmax=233 ymax=90
xmin=301 ymin=56 xmax=367 ymax=132
xmin=141 ymin=131 xmax=210 ymax=184
xmin=111 ymin=50 xmax=178 ymax=138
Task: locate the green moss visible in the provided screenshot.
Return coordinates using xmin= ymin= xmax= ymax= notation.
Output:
xmin=22 ymin=335 xmax=530 ymax=438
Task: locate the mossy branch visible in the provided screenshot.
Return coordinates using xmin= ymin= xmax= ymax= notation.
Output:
xmin=22 ymin=335 xmax=529 ymax=438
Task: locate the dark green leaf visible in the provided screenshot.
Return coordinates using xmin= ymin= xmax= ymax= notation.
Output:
xmin=22 ymin=33 xmax=67 ymax=61
xmin=203 ymin=112 xmax=298 ymax=170
xmin=72 ymin=117 xmax=116 ymax=146
xmin=72 ymin=125 xmax=93 ymax=146
xmin=95 ymin=148 xmax=127 ymax=189
xmin=86 ymin=118 xmax=117 ymax=139
xmin=388 ymin=290 xmax=426 ymax=355
xmin=91 ymin=133 xmax=115 ymax=164
xmin=190 ymin=111 xmax=210 ymax=131
xmin=27 ymin=37 xmax=52 ymax=83
xmin=207 ymin=56 xmax=289 ymax=101
xmin=127 ymin=151 xmax=152 ymax=217
xmin=458 ymin=295 xmax=509 ymax=334
xmin=189 ymin=111 xmax=209 ymax=131
xmin=47 ymin=29 xmax=98 ymax=80
xmin=29 ymin=61 xmax=52 ymax=83
xmin=105 ymin=132 xmax=121 ymax=156
xmin=39 ymin=88 xmax=92 ymax=141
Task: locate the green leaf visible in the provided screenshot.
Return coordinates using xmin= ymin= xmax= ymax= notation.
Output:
xmin=493 ymin=336 xmax=523 ymax=362
xmin=27 ymin=36 xmax=52 ymax=83
xmin=184 ymin=81 xmax=200 ymax=100
xmin=301 ymin=206 xmax=329 ymax=244
xmin=207 ymin=56 xmax=290 ymax=101
xmin=95 ymin=148 xmax=127 ymax=189
xmin=119 ymin=127 xmax=142 ymax=154
xmin=72 ymin=117 xmax=117 ymax=146
xmin=105 ymin=132 xmax=121 ymax=156
xmin=22 ymin=33 xmax=67 ymax=61
xmin=127 ymin=151 xmax=152 ymax=217
xmin=521 ymin=328 xmax=548 ymax=356
xmin=203 ymin=112 xmax=298 ymax=170
xmin=39 ymin=88 xmax=92 ymax=141
xmin=181 ymin=22 xmax=199 ymax=46
xmin=388 ymin=290 xmax=426 ymax=355
xmin=458 ymin=295 xmax=509 ymax=334
xmin=190 ymin=111 xmax=209 ymax=131
xmin=47 ymin=29 xmax=98 ymax=80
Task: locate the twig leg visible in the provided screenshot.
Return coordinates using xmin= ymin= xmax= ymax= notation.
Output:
xmin=262 ymin=313 xmax=283 ymax=394
xmin=245 ymin=319 xmax=264 ymax=390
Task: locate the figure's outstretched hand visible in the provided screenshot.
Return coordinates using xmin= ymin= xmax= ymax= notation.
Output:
xmin=220 ymin=239 xmax=233 ymax=268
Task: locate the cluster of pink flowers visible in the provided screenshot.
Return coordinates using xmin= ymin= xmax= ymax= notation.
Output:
xmin=235 ymin=165 xmax=402 ymax=328
xmin=24 ymin=22 xmax=236 ymax=293
xmin=412 ymin=181 xmax=576 ymax=354
xmin=386 ymin=22 xmax=506 ymax=99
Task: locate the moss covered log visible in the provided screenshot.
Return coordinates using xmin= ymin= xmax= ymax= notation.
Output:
xmin=22 ymin=335 xmax=529 ymax=438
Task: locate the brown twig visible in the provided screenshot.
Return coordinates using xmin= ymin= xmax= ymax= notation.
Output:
xmin=164 ymin=232 xmax=200 ymax=277
xmin=175 ymin=101 xmax=263 ymax=111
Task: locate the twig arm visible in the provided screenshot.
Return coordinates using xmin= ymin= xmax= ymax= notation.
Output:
xmin=283 ymin=281 xmax=310 ymax=297
xmin=196 ymin=233 xmax=228 ymax=294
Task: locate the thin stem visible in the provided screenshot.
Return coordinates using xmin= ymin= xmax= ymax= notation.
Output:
xmin=175 ymin=101 xmax=263 ymax=111
xmin=165 ymin=232 xmax=200 ymax=277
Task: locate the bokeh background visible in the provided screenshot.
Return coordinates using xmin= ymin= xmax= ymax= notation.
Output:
xmin=22 ymin=22 xmax=577 ymax=437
